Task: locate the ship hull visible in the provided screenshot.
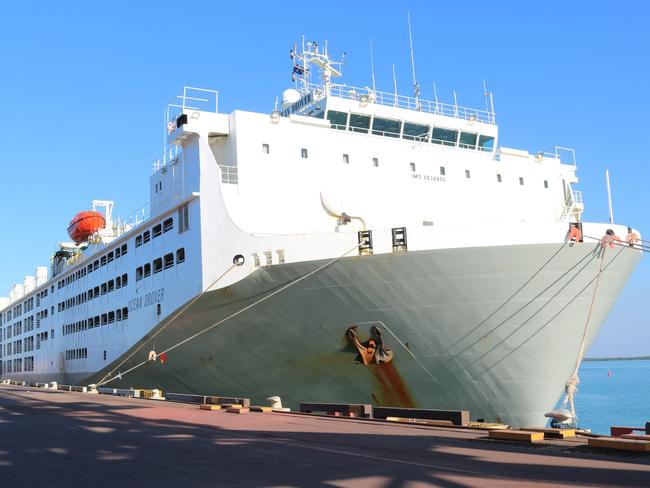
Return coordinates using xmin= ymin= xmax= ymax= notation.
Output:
xmin=72 ymin=241 xmax=639 ymax=427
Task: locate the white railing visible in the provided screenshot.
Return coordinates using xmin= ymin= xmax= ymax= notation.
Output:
xmin=321 ymin=83 xmax=496 ymax=125
xmin=167 ymin=86 xmax=219 ymax=122
xmin=152 ymin=146 xmax=182 ymax=173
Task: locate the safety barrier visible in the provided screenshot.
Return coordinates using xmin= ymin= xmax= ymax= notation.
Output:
xmin=300 ymin=402 xmax=373 ymax=418
xmin=373 ymin=407 xmax=469 ymax=426
xmin=165 ymin=392 xmax=250 ymax=408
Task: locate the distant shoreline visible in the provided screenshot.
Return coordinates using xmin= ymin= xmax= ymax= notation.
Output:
xmin=584 ymin=356 xmax=650 ymax=362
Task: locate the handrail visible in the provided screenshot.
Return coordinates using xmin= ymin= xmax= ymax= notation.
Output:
xmin=319 ymin=83 xmax=496 ymax=125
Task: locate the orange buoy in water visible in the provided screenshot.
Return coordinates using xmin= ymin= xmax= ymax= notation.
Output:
xmin=67 ymin=211 xmax=106 ymax=244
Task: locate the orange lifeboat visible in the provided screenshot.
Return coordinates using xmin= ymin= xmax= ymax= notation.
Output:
xmin=67 ymin=211 xmax=106 ymax=244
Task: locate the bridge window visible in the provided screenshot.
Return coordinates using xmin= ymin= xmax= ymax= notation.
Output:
xmin=478 ymin=135 xmax=495 ymax=152
xmin=136 ymin=235 xmax=143 ymax=247
xmin=348 ymin=114 xmax=370 ymax=133
xmin=440 ymin=166 xmax=446 ymax=176
xmin=342 ymin=154 xmax=349 ymax=164
xmin=326 ymin=110 xmax=348 ymax=130
xmin=497 ymin=174 xmax=502 ymax=182
xmin=143 ymin=231 xmax=151 ymax=244
xmin=372 ymin=117 xmax=401 ymax=138
xmin=300 ymin=148 xmax=308 ymax=158
xmin=410 ymin=162 xmax=416 ymax=172
xmin=372 ymin=157 xmax=379 ymax=167
xmin=431 ymin=128 xmax=458 ymax=146
xmin=465 ymin=170 xmax=471 ymax=179
xmin=519 ymin=177 xmax=525 ymax=185
xmin=403 ymin=122 xmax=429 ymax=141
xmin=459 ymin=132 xmax=478 ymax=150
xmin=152 ymin=224 xmax=162 ymax=238
xmin=544 ymin=180 xmax=549 ymax=189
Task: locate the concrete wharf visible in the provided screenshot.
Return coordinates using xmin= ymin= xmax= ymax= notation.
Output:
xmin=0 ymin=385 xmax=649 ymax=487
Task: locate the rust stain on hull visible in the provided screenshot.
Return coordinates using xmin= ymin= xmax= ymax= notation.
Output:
xmin=369 ymin=362 xmax=416 ymax=408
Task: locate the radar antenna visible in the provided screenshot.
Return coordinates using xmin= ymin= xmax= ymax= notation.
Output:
xmin=289 ymin=37 xmax=344 ymax=95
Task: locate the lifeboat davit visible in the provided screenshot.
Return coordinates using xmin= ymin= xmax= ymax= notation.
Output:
xmin=67 ymin=211 xmax=106 ymax=244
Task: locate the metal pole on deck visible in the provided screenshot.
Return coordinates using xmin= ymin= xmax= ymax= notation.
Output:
xmin=605 ymin=169 xmax=614 ymax=224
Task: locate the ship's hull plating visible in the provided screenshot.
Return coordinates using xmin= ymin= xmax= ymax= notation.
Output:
xmin=72 ymin=242 xmax=639 ymax=427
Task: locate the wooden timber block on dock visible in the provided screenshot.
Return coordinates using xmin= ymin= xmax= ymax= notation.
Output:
xmin=588 ymin=437 xmax=650 ymax=452
xmin=226 ymin=407 xmax=250 ymax=414
xmin=250 ymin=406 xmax=273 ymax=413
xmin=489 ymin=430 xmax=545 ymax=443
xmin=374 ymin=407 xmax=469 ymax=426
xmin=621 ymin=434 xmax=650 ymax=441
xmin=300 ymin=402 xmax=373 ymax=418
xmin=199 ymin=404 xmax=222 ymax=411
xmin=523 ymin=427 xmax=576 ymax=439
xmin=386 ymin=417 xmax=454 ymax=427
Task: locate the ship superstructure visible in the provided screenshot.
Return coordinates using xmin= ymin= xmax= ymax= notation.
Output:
xmin=0 ymin=40 xmax=641 ymax=427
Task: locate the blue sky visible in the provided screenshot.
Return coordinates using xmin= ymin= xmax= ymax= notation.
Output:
xmin=0 ymin=1 xmax=647 ymax=356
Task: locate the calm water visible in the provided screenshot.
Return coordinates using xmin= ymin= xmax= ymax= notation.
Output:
xmin=570 ymin=359 xmax=650 ymax=434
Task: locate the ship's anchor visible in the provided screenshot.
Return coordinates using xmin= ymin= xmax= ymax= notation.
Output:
xmin=346 ymin=325 xmax=394 ymax=365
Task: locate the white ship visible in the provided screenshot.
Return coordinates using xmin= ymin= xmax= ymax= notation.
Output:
xmin=0 ymin=40 xmax=642 ymax=427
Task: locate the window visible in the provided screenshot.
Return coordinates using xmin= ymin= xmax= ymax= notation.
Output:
xmin=107 ymin=251 xmax=114 ymax=263
xmin=93 ymin=286 xmax=99 ymax=296
xmin=122 ymin=273 xmax=128 ymax=286
xmin=122 ymin=307 xmax=128 ymax=320
xmin=136 ymin=235 xmax=143 ymax=247
xmin=108 ymin=311 xmax=115 ymax=324
xmin=178 ymin=204 xmax=189 ymax=233
xmin=465 ymin=170 xmax=471 ymax=179
xmin=101 ymin=256 xmax=107 ymax=267
xmin=478 ymin=135 xmax=495 ymax=152
xmin=326 ymin=110 xmax=348 ymax=130
xmin=519 ymin=177 xmax=525 ymax=185
xmin=163 ymin=218 xmax=173 ymax=233
xmin=176 ymin=248 xmax=186 ymax=264
xmin=101 ymin=283 xmax=107 ymax=295
xmin=372 ymin=157 xmax=379 ymax=168
xmin=116 ymin=276 xmax=121 ymax=289
xmin=440 ymin=166 xmax=446 ymax=176
xmin=497 ymin=174 xmax=502 ymax=183
xmin=121 ymin=244 xmax=128 ymax=255
xmin=153 ymin=258 xmax=163 ymax=274
xmin=115 ymin=247 xmax=121 ymax=258
xmin=101 ymin=314 xmax=107 ymax=325
xmin=544 ymin=180 xmax=549 ymax=189
xmin=459 ymin=132 xmax=478 ymax=150
xmin=300 ymin=148 xmax=308 ymax=158
xmin=262 ymin=143 xmax=270 ymax=154
xmin=164 ymin=253 xmax=174 ymax=269
xmin=94 ymin=316 xmax=100 ymax=327
xmin=108 ymin=280 xmax=114 ymax=292
xmin=431 ymin=127 xmax=458 ymax=146
xmin=143 ymin=231 xmax=151 ymax=243
xmin=136 ymin=266 xmax=143 ymax=281
xmin=371 ymin=117 xmax=401 ymax=138
xmin=403 ymin=122 xmax=430 ymax=141
xmin=93 ymin=260 xmax=99 ymax=271
xmin=410 ymin=162 xmax=416 ymax=172
xmin=348 ymin=114 xmax=370 ymax=133
xmin=153 ymin=224 xmax=162 ymax=238
xmin=342 ymin=153 xmax=349 ymax=164
xmin=117 ymin=309 xmax=122 ymax=321
xmin=144 ymin=263 xmax=151 ymax=277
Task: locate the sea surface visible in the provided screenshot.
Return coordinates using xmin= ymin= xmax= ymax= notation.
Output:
xmin=571 ymin=359 xmax=650 ymax=434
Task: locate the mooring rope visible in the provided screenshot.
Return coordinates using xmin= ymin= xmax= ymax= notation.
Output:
xmin=95 ymin=242 xmax=360 ymax=388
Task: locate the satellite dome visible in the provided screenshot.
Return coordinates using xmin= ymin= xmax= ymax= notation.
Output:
xmin=281 ymin=88 xmax=301 ymax=109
